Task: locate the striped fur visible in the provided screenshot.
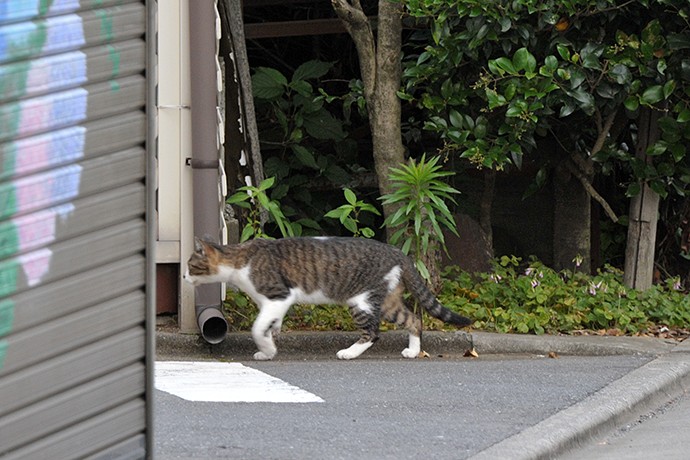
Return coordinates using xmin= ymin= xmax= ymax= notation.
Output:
xmin=185 ymin=236 xmax=472 ymax=360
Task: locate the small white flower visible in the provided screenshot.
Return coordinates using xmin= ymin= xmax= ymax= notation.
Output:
xmin=588 ymin=282 xmax=598 ymax=296
xmin=572 ymin=255 xmax=584 ymax=268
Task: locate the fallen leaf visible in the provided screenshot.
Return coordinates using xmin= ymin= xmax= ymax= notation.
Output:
xmin=548 ymin=351 xmax=559 ymax=359
xmin=464 ymin=348 xmax=479 ymax=358
xmin=418 ymin=350 xmax=430 ymax=358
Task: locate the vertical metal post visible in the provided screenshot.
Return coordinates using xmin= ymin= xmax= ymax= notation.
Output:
xmin=188 ymin=0 xmax=228 ymax=343
xmin=145 ymin=0 xmax=158 ymax=455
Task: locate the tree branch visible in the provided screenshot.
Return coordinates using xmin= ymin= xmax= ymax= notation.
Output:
xmin=591 ymin=108 xmax=618 ymax=156
xmin=331 ymin=0 xmax=376 ymax=102
xmin=566 ymin=160 xmax=619 ymax=222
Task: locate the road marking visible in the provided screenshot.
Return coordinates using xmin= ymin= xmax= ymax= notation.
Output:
xmin=155 ymin=361 xmax=324 ymax=403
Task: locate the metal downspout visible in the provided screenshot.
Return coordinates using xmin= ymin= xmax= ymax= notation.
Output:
xmin=188 ymin=0 xmax=228 ymax=344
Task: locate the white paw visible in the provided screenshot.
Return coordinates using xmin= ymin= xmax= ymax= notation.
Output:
xmin=401 ymin=348 xmax=419 ymax=359
xmin=336 ymin=341 xmax=373 ymax=360
xmin=253 ymin=351 xmax=275 ymax=361
xmin=336 ymin=349 xmax=357 ymax=360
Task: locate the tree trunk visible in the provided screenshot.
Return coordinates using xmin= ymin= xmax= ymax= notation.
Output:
xmin=479 ymin=169 xmax=496 ymax=252
xmin=331 ymin=0 xmax=406 ymax=236
xmin=624 ymin=108 xmax=661 ymax=290
xmin=553 ymin=160 xmax=591 ymax=273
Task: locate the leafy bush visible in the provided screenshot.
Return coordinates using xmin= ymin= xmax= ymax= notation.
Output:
xmin=251 ymin=60 xmax=371 ymax=235
xmin=439 ymin=256 xmax=690 ymax=335
xmin=324 ymin=188 xmax=380 ymax=238
xmin=227 ymin=176 xmax=300 ymax=241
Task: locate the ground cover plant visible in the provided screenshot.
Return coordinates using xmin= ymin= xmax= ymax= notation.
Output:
xmin=438 ymin=256 xmax=690 ymax=337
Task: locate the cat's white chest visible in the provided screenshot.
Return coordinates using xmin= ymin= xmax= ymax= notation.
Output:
xmin=218 ymin=265 xmax=259 ymax=297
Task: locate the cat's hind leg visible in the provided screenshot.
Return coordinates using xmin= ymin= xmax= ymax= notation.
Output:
xmin=381 ymin=286 xmax=422 ymax=358
xmin=251 ymin=300 xmax=291 ymax=360
xmin=337 ymin=293 xmax=379 ymax=360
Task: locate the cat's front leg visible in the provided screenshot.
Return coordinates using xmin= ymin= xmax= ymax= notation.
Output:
xmin=251 ymin=301 xmax=290 ymax=360
xmin=251 ymin=317 xmax=278 ymax=360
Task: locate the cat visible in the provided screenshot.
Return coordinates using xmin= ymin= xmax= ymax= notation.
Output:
xmin=184 ymin=236 xmax=472 ymax=360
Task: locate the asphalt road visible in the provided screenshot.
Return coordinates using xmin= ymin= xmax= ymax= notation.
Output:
xmin=154 ymin=354 xmax=652 ymax=459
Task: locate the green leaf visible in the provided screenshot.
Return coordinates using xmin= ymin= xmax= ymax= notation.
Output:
xmin=506 ymin=104 xmax=523 ymax=118
xmin=416 ymin=260 xmax=431 ymax=282
xmin=289 ymin=80 xmax=313 ymax=97
xmin=226 ymin=191 xmax=250 ymax=205
xmin=678 ymin=109 xmax=690 ymax=123
xmin=544 ymin=55 xmax=558 ymax=72
xmin=324 ymin=163 xmax=351 ymax=184
xmin=292 ymin=60 xmax=332 ymax=82
xmin=610 ymin=64 xmax=632 ymax=85
xmin=670 ymin=143 xmax=686 ymax=163
xmin=449 ymin=109 xmax=464 ymax=128
xmin=361 ymin=227 xmax=375 ymax=238
xmin=646 ymin=141 xmax=667 ymax=156
xmin=556 ymin=44 xmax=570 ymax=61
xmin=494 ymin=57 xmax=517 ymax=75
xmin=663 ymin=80 xmax=676 ymax=99
xmin=649 ymin=180 xmax=668 ymax=198
xmin=252 ymin=67 xmax=287 ymax=99
xmin=486 ymin=89 xmax=507 ymax=109
xmin=291 ymin=145 xmax=320 ymax=169
xmin=359 ymin=203 xmax=381 ymax=216
xmin=513 ymin=48 xmax=537 ymax=74
xmin=272 ymin=183 xmax=289 ymax=200
xmin=624 ymin=96 xmax=640 ymax=111
xmin=401 ymin=238 xmax=412 ymax=256
xmin=640 ymin=85 xmax=664 ymax=105
xmin=567 ymin=88 xmax=595 ymax=114
xmin=344 ymin=188 xmax=357 ymax=206
xmin=626 ymin=182 xmax=641 ymax=197
xmin=259 ymin=176 xmax=276 ymax=191
xmin=240 ymin=225 xmax=256 ymax=242
xmin=580 ymin=43 xmax=602 ymax=70
xmin=343 ymin=217 xmax=358 ymax=234
xmin=559 ymin=102 xmax=576 ymax=118
xmin=324 ymin=207 xmax=346 ymax=219
xmin=302 ymin=110 xmax=346 ymax=140
xmin=504 ymin=83 xmax=517 ymax=101
xmin=668 ymin=33 xmax=690 ymax=51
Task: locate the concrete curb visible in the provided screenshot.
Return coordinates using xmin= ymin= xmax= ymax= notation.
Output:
xmin=470 ymin=339 xmax=690 ymax=460
xmin=155 ymin=329 xmax=675 ymax=360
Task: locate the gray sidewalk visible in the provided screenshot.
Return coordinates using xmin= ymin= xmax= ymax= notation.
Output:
xmin=156 ymin=327 xmax=690 ymax=459
xmin=558 ymin=336 xmax=690 ymax=460
xmin=470 ymin=334 xmax=690 ymax=460
xmin=562 ymin=390 xmax=690 ymax=459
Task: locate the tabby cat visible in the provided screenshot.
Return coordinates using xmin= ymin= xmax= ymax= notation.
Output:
xmin=184 ymin=237 xmax=472 ymax=360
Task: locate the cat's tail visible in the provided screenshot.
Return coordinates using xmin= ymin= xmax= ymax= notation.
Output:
xmin=401 ymin=258 xmax=473 ymax=327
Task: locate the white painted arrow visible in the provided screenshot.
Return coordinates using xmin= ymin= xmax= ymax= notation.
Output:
xmin=155 ymin=361 xmax=324 ymax=403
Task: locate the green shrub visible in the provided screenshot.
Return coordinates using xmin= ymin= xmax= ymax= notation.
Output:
xmin=439 ymin=256 xmax=690 ymax=335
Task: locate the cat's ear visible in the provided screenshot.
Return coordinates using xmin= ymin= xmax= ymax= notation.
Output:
xmin=194 ymin=237 xmax=205 ymax=253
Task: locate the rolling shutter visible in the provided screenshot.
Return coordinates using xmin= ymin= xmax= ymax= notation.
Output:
xmin=0 ymin=1 xmax=151 ymax=458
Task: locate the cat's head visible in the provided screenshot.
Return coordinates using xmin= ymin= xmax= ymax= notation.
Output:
xmin=183 ymin=238 xmax=224 ymax=285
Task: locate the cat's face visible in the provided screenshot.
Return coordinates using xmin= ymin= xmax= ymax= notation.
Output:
xmin=183 ymin=238 xmax=221 ymax=285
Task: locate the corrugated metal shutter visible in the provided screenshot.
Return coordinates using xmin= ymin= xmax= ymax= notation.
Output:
xmin=0 ymin=1 xmax=150 ymax=458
